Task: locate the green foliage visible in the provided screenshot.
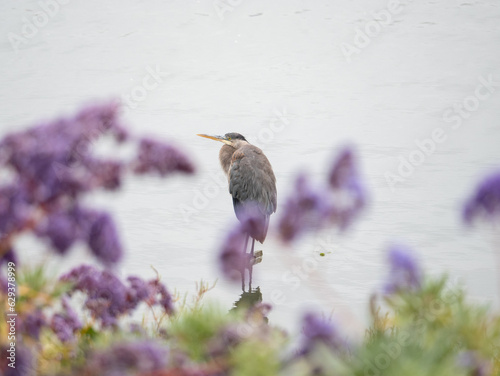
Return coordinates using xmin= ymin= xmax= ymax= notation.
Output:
xmin=230 ymin=338 xmax=281 ymax=376
xmin=2 ymin=265 xmax=500 ymax=375
xmin=169 ymin=304 xmax=231 ymax=361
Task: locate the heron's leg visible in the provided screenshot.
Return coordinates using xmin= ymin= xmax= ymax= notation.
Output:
xmin=248 ymin=238 xmax=255 ymax=288
xmin=250 ymin=238 xmax=255 ymax=257
xmin=249 ymin=263 xmax=253 ymax=290
xmin=243 ymin=233 xmax=250 ymax=254
xmin=241 ymin=234 xmax=250 ymax=291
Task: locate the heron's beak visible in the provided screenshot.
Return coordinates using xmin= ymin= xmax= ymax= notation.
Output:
xmin=197 ymin=134 xmax=232 ymax=145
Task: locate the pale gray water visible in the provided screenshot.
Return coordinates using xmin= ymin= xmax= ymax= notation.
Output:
xmin=1 ymin=0 xmax=500 ymax=336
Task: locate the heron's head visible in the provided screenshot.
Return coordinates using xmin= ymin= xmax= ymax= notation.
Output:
xmin=197 ymin=132 xmax=248 ymax=148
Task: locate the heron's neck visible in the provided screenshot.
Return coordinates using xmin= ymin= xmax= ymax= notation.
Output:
xmin=219 ymin=144 xmax=235 ymax=176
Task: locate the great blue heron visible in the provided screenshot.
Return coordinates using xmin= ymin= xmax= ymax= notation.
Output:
xmin=197 ymin=132 xmax=277 ymax=266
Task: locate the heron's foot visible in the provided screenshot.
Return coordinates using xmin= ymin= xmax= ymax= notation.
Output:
xmin=246 ymin=250 xmax=263 ymax=268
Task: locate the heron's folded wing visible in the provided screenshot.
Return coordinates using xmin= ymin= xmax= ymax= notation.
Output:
xmin=228 ymin=146 xmax=277 ymax=217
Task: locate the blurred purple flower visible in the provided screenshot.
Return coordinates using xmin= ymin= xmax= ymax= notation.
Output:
xmin=133 ymin=137 xmax=195 ymax=177
xmin=0 ymin=101 xmax=197 ymax=268
xmin=61 ymin=264 xmax=102 ymax=292
xmin=278 ymin=174 xmax=333 ymax=243
xmin=2 ymin=344 xmax=34 ymax=376
xmin=126 ymin=276 xmax=151 ymax=309
xmin=0 ymin=276 xmax=7 ymax=294
xmin=50 ymin=297 xmax=82 ymax=342
xmin=456 ymin=351 xmax=490 ymax=376
xmin=329 ymin=147 xmax=356 ymax=189
xmin=0 ymin=248 xmax=17 ymax=266
xmin=148 ymin=279 xmax=175 ymax=315
xmin=87 ymin=212 xmax=123 ymax=265
xmin=86 ymin=340 xmax=168 ymax=375
xmin=219 ymin=225 xmax=248 ymax=282
xmin=278 ymin=147 xmax=366 ymax=243
xmin=61 ymin=265 xmax=125 ymax=327
xmin=21 ymin=309 xmax=46 ymax=340
xmin=35 ymin=210 xmax=78 ymax=254
xmin=0 ymin=183 xmax=30 ymax=242
xmin=0 ymin=102 xmax=124 ymax=202
xmin=82 ymin=157 xmax=124 ymax=191
xmin=384 ymin=245 xmax=422 ymax=294
xmin=328 ymin=147 xmax=366 ymax=230
xmin=298 ymin=312 xmax=349 ymax=356
xmin=463 ymin=170 xmax=500 ymax=225
xmin=61 ymin=265 xmax=174 ymax=327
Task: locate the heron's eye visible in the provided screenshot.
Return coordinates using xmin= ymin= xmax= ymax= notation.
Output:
xmin=227 ymin=136 xmax=232 ymax=140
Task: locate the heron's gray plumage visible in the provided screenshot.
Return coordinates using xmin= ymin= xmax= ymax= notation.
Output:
xmin=217 ymin=135 xmax=277 ymax=243
xmin=198 ymin=132 xmax=277 ymax=244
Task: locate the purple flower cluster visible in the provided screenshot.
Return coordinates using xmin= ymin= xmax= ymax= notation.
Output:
xmin=298 ymin=312 xmax=349 ymax=356
xmin=278 ymin=147 xmax=366 ymax=243
xmin=278 ymin=174 xmax=333 ymax=243
xmin=383 ymin=244 xmax=422 ymax=294
xmin=21 ymin=309 xmax=46 ymax=340
xmin=35 ymin=206 xmax=123 ymax=265
xmin=61 ymin=265 xmax=174 ymax=327
xmin=0 ymin=102 xmax=195 ymax=266
xmin=0 ymin=344 xmax=34 ymax=376
xmin=219 ymin=206 xmax=266 ymax=282
xmin=456 ymin=351 xmax=490 ymax=376
xmin=50 ymin=297 xmax=82 ymax=343
xmin=463 ymin=170 xmax=500 ymax=226
xmin=133 ymin=137 xmax=196 ymax=177
xmin=84 ymin=340 xmax=168 ymax=375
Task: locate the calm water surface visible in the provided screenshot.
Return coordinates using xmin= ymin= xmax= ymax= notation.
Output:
xmin=1 ymin=0 xmax=500 ymax=336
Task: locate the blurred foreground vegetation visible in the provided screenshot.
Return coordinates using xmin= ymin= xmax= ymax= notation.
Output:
xmin=1 ymin=265 xmax=499 ymax=375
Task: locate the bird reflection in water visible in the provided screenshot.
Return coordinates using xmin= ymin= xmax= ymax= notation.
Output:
xmin=230 ymin=286 xmax=270 ymax=327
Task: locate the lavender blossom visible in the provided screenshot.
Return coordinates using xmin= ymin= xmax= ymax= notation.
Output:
xmin=0 ymin=248 xmax=17 ymax=266
xmin=383 ymin=244 xmax=422 ymax=294
xmin=0 ymin=276 xmax=7 ymax=293
xmin=0 ymin=101 xmax=195 ymax=267
xmin=61 ymin=264 xmax=102 ymax=292
xmin=126 ymin=276 xmax=151 ymax=309
xmin=21 ymin=309 xmax=46 ymax=340
xmin=329 ymin=147 xmax=357 ymax=189
xmin=35 ymin=210 xmax=79 ymax=254
xmin=0 ymin=183 xmax=30 ymax=242
xmin=219 ymin=224 xmax=249 ymax=282
xmin=51 ymin=297 xmax=82 ymax=342
xmin=147 ymin=279 xmax=175 ymax=315
xmin=278 ymin=174 xmax=333 ymax=243
xmin=1 ymin=345 xmax=35 ymax=376
xmin=298 ymin=312 xmax=349 ymax=356
xmin=133 ymin=137 xmax=195 ymax=177
xmin=277 ymin=147 xmax=366 ymax=243
xmin=0 ymin=102 xmax=123 ymax=201
xmin=456 ymin=351 xmax=490 ymax=376
xmin=463 ymin=170 xmax=500 ymax=225
xmin=328 ymin=146 xmax=366 ymax=230
xmin=87 ymin=212 xmax=123 ymax=265
xmin=61 ymin=265 xmax=174 ymax=327
xmin=86 ymin=340 xmax=168 ymax=375
xmin=61 ymin=265 xmax=126 ymax=327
